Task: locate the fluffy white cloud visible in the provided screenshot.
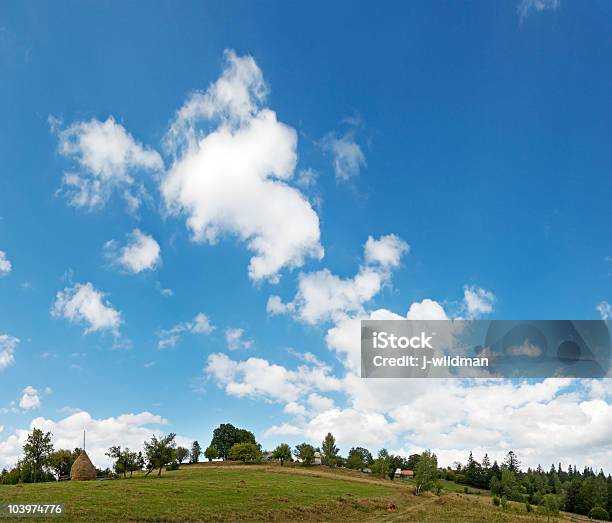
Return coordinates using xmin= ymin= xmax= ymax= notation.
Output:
xmin=161 ymin=50 xmax=323 ymax=282
xmin=224 ymin=328 xmax=253 ymax=351
xmin=321 ymin=132 xmax=366 ymax=181
xmin=0 ymin=334 xmax=20 ymax=370
xmin=0 ymin=250 xmax=11 ymax=276
xmin=19 ymin=386 xmax=41 ymax=410
xmin=205 ymin=352 xmax=341 ymax=404
xmin=364 ymin=234 xmax=409 ymax=268
xmin=52 ymin=282 xmax=122 ymax=335
xmin=518 ymin=0 xmax=560 ymax=21
xmin=462 ymin=285 xmax=495 ymax=319
xmin=406 ymin=299 xmax=449 ymax=320
xmin=104 ymin=229 xmax=161 ymax=273
xmin=0 ymin=410 xmax=188 ymax=469
xmin=53 ymin=116 xmax=163 ymax=211
xmin=157 ymin=312 xmax=215 ymax=349
xmin=268 ymin=234 xmax=409 ymax=324
xmin=597 ymin=301 xmax=611 ymax=320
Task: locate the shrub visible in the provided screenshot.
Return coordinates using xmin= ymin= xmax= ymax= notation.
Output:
xmin=492 ymin=496 xmax=500 ymax=506
xmin=589 ymin=506 xmax=610 ymax=521
xmin=165 ymin=461 xmax=179 ymax=471
xmin=525 ymin=501 xmax=532 ymax=513
xmin=435 ymin=483 xmax=442 ymax=495
xmin=500 ymin=496 xmax=508 ymax=509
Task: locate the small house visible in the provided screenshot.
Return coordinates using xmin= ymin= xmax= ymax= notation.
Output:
xmin=399 ymin=469 xmax=415 ymax=479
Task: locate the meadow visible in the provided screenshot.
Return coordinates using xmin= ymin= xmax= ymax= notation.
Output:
xmin=0 ymin=462 xmax=592 ymax=522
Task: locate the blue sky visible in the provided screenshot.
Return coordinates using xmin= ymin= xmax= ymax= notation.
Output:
xmin=0 ymin=0 xmax=611 ymax=470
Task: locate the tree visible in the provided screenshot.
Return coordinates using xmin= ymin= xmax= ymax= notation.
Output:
xmin=346 ymin=447 xmax=372 ymax=471
xmin=176 ymin=446 xmax=189 ymax=464
xmin=190 ymin=441 xmax=202 ymax=463
xmin=47 ymin=449 xmax=75 ymax=480
xmin=371 ymin=449 xmax=390 ymax=479
xmin=503 ymin=451 xmax=520 ymax=473
xmin=106 ymin=446 xmax=126 ymax=477
xmin=23 ymin=428 xmax=54 ymax=482
xmin=414 ymin=450 xmax=438 ymax=495
xmin=204 ymin=446 xmax=218 ymax=462
xmin=406 ymin=453 xmax=421 ymax=471
xmin=210 ymin=424 xmax=256 ymax=460
xmin=539 ymin=494 xmax=560 ymax=523
xmin=272 ymin=443 xmax=292 ymax=466
xmin=228 ymin=442 xmax=262 ymax=463
xmin=122 ymin=449 xmax=141 ymax=477
xmin=321 ymin=432 xmax=339 ymax=466
xmin=294 ymin=443 xmax=315 ymax=466
xmin=144 ymin=433 xmax=177 ymax=477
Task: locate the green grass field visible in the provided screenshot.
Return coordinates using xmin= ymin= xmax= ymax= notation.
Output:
xmin=0 ymin=463 xmax=592 ymax=522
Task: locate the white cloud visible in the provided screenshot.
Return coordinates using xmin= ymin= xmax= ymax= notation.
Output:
xmin=0 ymin=335 xmax=20 ymax=370
xmin=364 ymin=234 xmax=409 ymax=268
xmin=597 ymin=301 xmax=611 ymax=320
xmin=104 ymin=229 xmax=161 ymax=274
xmin=406 ymin=299 xmax=449 ymax=320
xmin=224 ymin=328 xmax=253 ymax=351
xmin=518 ymin=0 xmax=560 ymax=21
xmin=321 ymin=132 xmax=366 ymax=181
xmin=268 ymin=234 xmax=409 ymax=325
xmin=19 ymin=386 xmax=41 ymax=410
xmin=53 ymin=116 xmax=163 ymax=211
xmin=0 ymin=410 xmax=186 ymax=470
xmin=463 ymin=285 xmax=495 ymax=319
xmin=52 ymin=282 xmax=122 ymax=335
xmin=157 ymin=312 xmax=214 ymax=349
xmin=0 ymin=250 xmax=11 ymax=276
xmin=161 ymin=50 xmax=323 ymax=282
xmin=205 ymin=352 xmax=341 ymax=404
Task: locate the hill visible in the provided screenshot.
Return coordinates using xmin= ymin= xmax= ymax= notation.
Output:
xmin=0 ymin=462 xmax=592 ymax=522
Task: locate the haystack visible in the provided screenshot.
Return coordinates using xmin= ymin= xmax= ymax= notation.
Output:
xmin=70 ymin=450 xmax=97 ymax=481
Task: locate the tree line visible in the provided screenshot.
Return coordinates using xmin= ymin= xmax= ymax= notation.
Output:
xmin=2 ymin=424 xmax=611 ymax=520
xmin=442 ymin=450 xmax=612 ymax=520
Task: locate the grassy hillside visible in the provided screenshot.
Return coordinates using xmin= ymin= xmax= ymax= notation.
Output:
xmin=0 ymin=463 xmax=591 ymax=522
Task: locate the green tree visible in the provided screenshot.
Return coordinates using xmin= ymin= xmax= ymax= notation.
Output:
xmin=210 ymin=423 xmax=256 ymax=460
xmin=106 ymin=445 xmax=127 ymax=477
xmin=294 ymin=443 xmax=315 ymax=466
xmin=176 ymin=446 xmax=189 ymax=464
xmin=346 ymin=447 xmax=372 ymax=471
xmin=228 ymin=442 xmax=262 ymax=463
xmin=204 ymin=445 xmax=218 ymax=462
xmin=371 ymin=449 xmax=390 ymax=479
xmin=414 ymin=450 xmax=438 ymax=495
xmin=22 ymin=428 xmax=54 ymax=482
xmin=144 ymin=433 xmax=177 ymax=477
xmin=321 ymin=432 xmax=339 ymax=466
xmin=589 ymin=506 xmax=610 ymax=521
xmin=539 ymin=494 xmax=560 ymax=523
xmin=47 ymin=449 xmax=75 ymax=480
xmin=503 ymin=451 xmax=520 ymax=473
xmin=272 ymin=443 xmax=292 ymax=466
xmin=190 ymin=440 xmax=202 ymax=463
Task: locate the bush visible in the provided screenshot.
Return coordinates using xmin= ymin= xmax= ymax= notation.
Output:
xmin=525 ymin=501 xmax=532 ymax=513
xmin=165 ymin=461 xmax=179 ymax=471
xmin=500 ymin=496 xmax=508 ymax=509
xmin=589 ymin=506 xmax=610 ymax=521
xmin=435 ymin=483 xmax=442 ymax=495
xmin=492 ymin=496 xmax=500 ymax=506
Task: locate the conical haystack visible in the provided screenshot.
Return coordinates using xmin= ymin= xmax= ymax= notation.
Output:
xmin=70 ymin=450 xmax=97 ymax=481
